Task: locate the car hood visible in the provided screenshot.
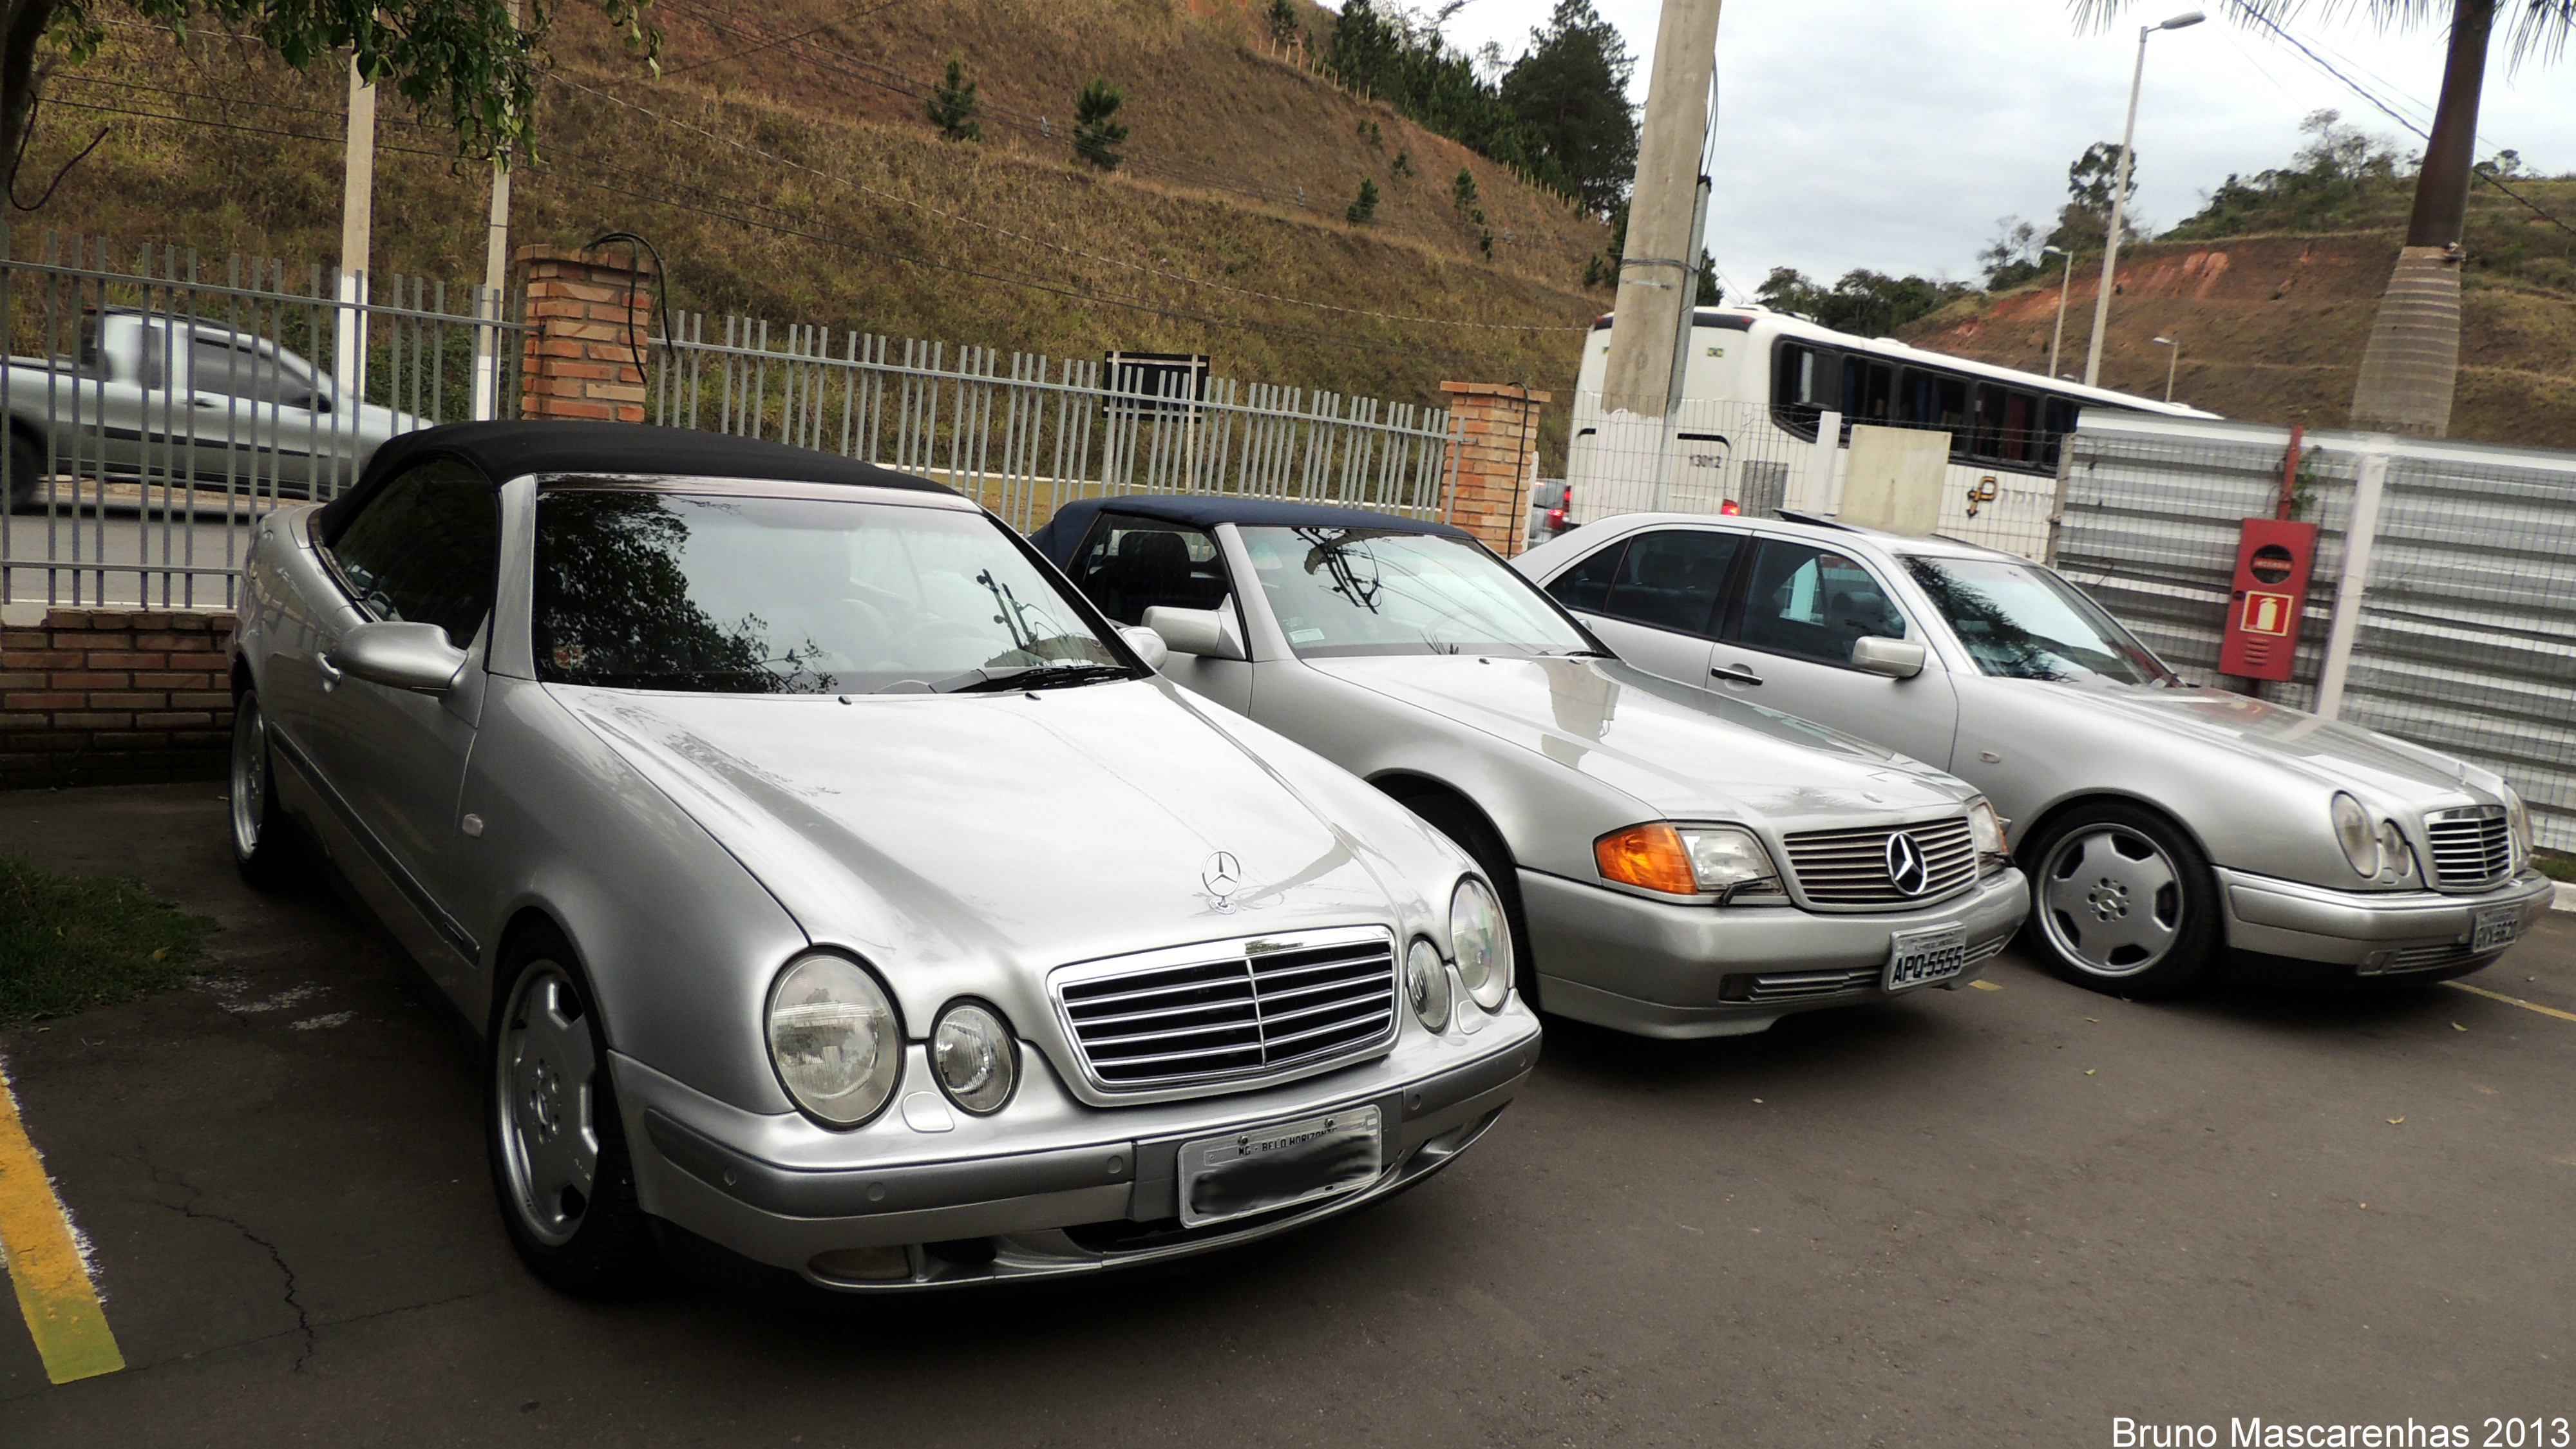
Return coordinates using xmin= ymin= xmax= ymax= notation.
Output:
xmin=552 ymin=680 xmax=1414 ymax=969
xmin=1307 ymin=654 xmax=1975 ymax=827
xmin=2026 ymin=679 xmax=2500 ymax=805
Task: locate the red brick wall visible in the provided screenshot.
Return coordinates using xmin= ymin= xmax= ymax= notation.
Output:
xmin=516 ymin=243 xmax=656 ymax=424
xmin=1440 ymin=382 xmax=1551 ymax=557
xmin=1 ymin=608 xmax=236 ymax=789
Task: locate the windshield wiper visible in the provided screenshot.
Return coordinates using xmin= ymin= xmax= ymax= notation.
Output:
xmin=947 ymin=662 xmax=1137 ymax=693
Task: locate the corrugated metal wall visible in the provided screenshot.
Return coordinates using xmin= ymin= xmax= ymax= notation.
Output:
xmin=2054 ymin=413 xmax=2576 ymax=853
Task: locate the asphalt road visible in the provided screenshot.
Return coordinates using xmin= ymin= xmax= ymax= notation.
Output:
xmin=4 ymin=489 xmax=264 ymax=609
xmin=3 ymin=784 xmax=2571 ymax=1447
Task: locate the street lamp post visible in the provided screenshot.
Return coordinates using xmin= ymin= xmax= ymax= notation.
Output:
xmin=2080 ymin=9 xmax=2204 ymax=390
xmin=2043 ymin=243 xmax=2075 ymax=379
xmin=2152 ymin=335 xmax=2180 ymax=402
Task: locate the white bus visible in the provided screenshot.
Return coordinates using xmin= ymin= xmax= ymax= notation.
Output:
xmin=1562 ymin=304 xmax=2217 ymax=558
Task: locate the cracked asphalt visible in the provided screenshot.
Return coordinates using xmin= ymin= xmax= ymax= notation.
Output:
xmin=3 ymin=783 xmax=2572 ymax=1446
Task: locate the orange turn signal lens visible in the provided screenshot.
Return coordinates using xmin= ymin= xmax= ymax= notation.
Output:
xmin=1594 ymin=823 xmax=1699 ymax=896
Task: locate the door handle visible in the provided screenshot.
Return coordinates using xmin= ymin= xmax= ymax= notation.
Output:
xmin=1710 ymin=661 xmax=1764 ymax=687
xmin=316 ymin=652 xmax=343 ymax=692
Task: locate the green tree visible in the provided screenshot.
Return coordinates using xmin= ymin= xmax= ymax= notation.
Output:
xmin=1694 ymin=248 xmax=1721 ymax=307
xmin=2071 ymin=0 xmax=2575 ymax=437
xmin=1498 ymin=0 xmax=1637 ymax=213
xmin=0 ymin=0 xmax=659 ymax=188
xmin=1450 ymin=164 xmax=1479 ymax=212
xmin=927 ymin=54 xmax=981 ymax=142
xmin=1072 ymin=76 xmax=1128 ymax=171
xmin=1265 ymin=0 xmax=1300 ymax=44
xmin=1756 ymin=267 xmax=1971 ymax=337
xmin=1326 ymin=0 xmax=1563 ymax=197
xmin=1345 ymin=177 xmax=1379 ymax=223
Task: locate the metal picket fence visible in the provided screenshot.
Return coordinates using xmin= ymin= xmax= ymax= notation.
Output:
xmin=1 ymin=228 xmax=526 ymax=610
xmin=2055 ymin=412 xmax=2576 ymax=852
xmin=645 ymin=312 xmax=1457 ymax=535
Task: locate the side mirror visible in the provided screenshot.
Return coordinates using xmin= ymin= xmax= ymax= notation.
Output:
xmin=1851 ymin=636 xmax=1927 ymax=679
xmin=1144 ymin=604 xmax=1247 ymax=662
xmin=330 ymin=621 xmax=467 ymax=694
xmin=1117 ymin=625 xmax=1170 ymax=672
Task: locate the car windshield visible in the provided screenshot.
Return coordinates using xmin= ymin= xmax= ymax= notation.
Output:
xmin=1901 ymin=555 xmax=2172 ymax=685
xmin=535 ymin=489 xmax=1125 ymax=694
xmin=1238 ymin=526 xmax=1596 ymax=658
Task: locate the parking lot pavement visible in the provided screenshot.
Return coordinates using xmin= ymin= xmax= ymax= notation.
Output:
xmin=2 ymin=784 xmax=2571 ymax=1446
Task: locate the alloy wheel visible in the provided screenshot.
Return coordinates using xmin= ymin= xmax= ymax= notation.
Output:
xmin=496 ymin=965 xmax=601 ymax=1248
xmin=229 ymin=699 xmax=269 ymax=861
xmin=2038 ymin=826 xmax=2183 ymax=977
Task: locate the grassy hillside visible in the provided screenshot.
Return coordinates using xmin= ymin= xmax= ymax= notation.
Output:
xmin=11 ymin=0 xmax=1610 ymax=455
xmin=1904 ymin=175 xmax=2576 ymax=448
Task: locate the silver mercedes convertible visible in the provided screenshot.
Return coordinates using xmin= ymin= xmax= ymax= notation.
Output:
xmin=1512 ymin=511 xmax=2553 ymax=998
xmin=1031 ymin=497 xmax=2031 ymax=1039
xmin=225 ymin=421 xmax=1539 ymax=1296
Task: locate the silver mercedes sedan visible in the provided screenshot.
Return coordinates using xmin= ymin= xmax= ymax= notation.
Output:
xmin=1031 ymin=497 xmax=2030 ymax=1039
xmin=225 ymin=421 xmax=1539 ymax=1296
xmin=1512 ymin=512 xmax=2553 ymax=998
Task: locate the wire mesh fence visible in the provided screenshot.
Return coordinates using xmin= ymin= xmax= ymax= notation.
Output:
xmin=647 ymin=312 xmax=1457 ymax=535
xmin=2057 ymin=413 xmax=2576 ymax=853
xmin=1 ymin=227 xmax=524 ymax=609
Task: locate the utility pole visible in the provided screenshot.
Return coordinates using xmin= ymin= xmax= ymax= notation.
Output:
xmin=335 ymin=52 xmax=377 ymax=402
xmin=472 ymin=0 xmax=524 ymax=421
xmin=2081 ymin=10 xmax=2201 ymax=390
xmin=1599 ymin=0 xmax=1721 ymax=419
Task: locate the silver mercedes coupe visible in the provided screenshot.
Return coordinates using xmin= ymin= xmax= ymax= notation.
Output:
xmin=225 ymin=421 xmax=1539 ymax=1296
xmin=1031 ymin=497 xmax=2030 ymax=1039
xmin=1512 ymin=511 xmax=2553 ymax=998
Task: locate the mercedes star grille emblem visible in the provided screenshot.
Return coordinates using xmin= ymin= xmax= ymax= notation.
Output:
xmin=1884 ymin=831 xmax=1931 ymax=896
xmin=1201 ymin=850 xmax=1244 ymax=908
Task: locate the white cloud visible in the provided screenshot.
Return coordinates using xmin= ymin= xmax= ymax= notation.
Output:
xmin=1424 ymin=0 xmax=2573 ymax=287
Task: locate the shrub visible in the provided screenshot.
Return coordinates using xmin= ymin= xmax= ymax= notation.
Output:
xmin=1073 ymin=77 xmax=1130 ymax=171
xmin=1346 ymin=178 xmax=1379 ymax=224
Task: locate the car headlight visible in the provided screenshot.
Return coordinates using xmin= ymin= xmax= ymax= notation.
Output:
xmin=931 ymin=1001 xmax=1017 ymax=1115
xmin=1679 ymin=826 xmax=1784 ymax=898
xmin=1967 ymin=798 xmax=2009 ymax=871
xmin=2375 ymin=819 xmax=2416 ymax=882
xmin=2502 ymin=784 xmax=2532 ymax=863
xmin=1405 ymin=936 xmax=1452 ymax=1033
xmin=1450 ymin=877 xmax=1511 ymax=1011
xmin=766 ymin=954 xmax=903 ymax=1127
xmin=1596 ymin=822 xmax=1782 ymax=901
xmin=2330 ymin=792 xmax=2380 ymax=877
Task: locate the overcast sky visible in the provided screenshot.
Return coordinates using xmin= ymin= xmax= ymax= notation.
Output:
xmin=1424 ymin=0 xmax=2575 ymax=292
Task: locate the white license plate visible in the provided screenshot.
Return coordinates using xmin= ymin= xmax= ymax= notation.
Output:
xmin=1177 ymin=1106 xmax=1384 ymax=1228
xmin=2471 ymin=905 xmax=2521 ymax=953
xmin=1885 ymin=924 xmax=1969 ymax=992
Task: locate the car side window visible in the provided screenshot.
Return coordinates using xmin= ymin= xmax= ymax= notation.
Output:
xmin=1574 ymin=529 xmax=1739 ymax=639
xmin=326 ymin=459 xmax=500 ymax=649
xmin=1068 ymin=513 xmax=1232 ymax=626
xmin=189 ymin=338 xmax=323 ymax=410
xmin=1544 ymin=539 xmax=1626 ymax=613
xmin=1734 ymin=538 xmax=1908 ymax=667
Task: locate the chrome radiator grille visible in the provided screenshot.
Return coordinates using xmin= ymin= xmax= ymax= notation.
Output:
xmin=1781 ymin=817 xmax=1978 ymax=907
xmin=1052 ymin=927 xmax=1397 ymax=1092
xmin=2424 ymin=808 xmax=2511 ymax=888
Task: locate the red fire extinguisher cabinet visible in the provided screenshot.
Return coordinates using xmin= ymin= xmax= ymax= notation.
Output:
xmin=2219 ymin=518 xmax=2320 ymax=681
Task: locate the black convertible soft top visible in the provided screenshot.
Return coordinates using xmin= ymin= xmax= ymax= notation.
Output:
xmin=1027 ymin=494 xmax=1471 ymax=570
xmin=314 ymin=421 xmax=951 ymax=542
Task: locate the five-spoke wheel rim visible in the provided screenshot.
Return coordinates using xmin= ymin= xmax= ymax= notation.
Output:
xmin=497 ymin=964 xmax=600 ymax=1248
xmin=229 ymin=697 xmax=267 ymax=861
xmin=2038 ymin=826 xmax=2183 ymax=978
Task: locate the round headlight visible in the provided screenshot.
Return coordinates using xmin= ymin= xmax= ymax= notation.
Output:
xmin=1450 ymin=876 xmax=1511 ymax=1012
xmin=2329 ymin=792 xmax=2380 ymax=876
xmin=931 ymin=1001 xmax=1017 ymax=1115
xmin=1405 ymin=937 xmax=1452 ymax=1033
xmin=2502 ymin=784 xmax=2532 ymax=861
xmin=2375 ymin=819 xmax=2414 ymax=880
xmin=766 ymin=955 xmax=902 ymax=1126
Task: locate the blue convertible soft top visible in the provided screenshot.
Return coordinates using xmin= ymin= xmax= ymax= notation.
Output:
xmin=1027 ymin=495 xmax=1473 ymax=569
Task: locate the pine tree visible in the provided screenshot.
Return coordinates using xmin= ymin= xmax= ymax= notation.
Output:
xmin=1346 ymin=178 xmax=1380 ymax=225
xmin=927 ymin=56 xmax=982 ymax=142
xmin=1450 ymin=166 xmax=1479 ymax=213
xmin=1266 ymin=0 xmax=1301 ymax=44
xmin=1073 ymin=78 xmax=1130 ymax=171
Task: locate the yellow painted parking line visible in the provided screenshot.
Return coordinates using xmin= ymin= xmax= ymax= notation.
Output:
xmin=2443 ymin=980 xmax=2576 ymax=1026
xmin=0 ymin=1059 xmax=123 ymax=1384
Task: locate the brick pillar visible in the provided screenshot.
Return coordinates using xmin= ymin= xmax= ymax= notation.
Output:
xmin=1441 ymin=382 xmax=1551 ymax=556
xmin=515 ymin=245 xmax=656 ymax=422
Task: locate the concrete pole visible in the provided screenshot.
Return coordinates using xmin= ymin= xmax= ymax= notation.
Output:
xmin=2046 ymin=247 xmax=2072 ymax=379
xmin=1600 ymin=0 xmax=1721 ymax=419
xmin=2314 ymin=450 xmax=2389 ymax=720
xmin=2079 ymin=26 xmax=2150 ymax=390
xmin=1663 ymin=173 xmax=1712 ymax=416
xmin=471 ymin=1 xmax=523 ymax=422
xmin=334 ymin=53 xmax=377 ymax=402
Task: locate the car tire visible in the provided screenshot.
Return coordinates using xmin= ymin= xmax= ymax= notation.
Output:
xmin=487 ymin=927 xmax=659 ymax=1296
xmin=2023 ymin=801 xmax=2222 ymax=999
xmin=227 ymin=688 xmax=296 ymax=887
xmin=6 ymin=433 xmax=41 ymax=512
xmin=1387 ymin=786 xmax=1543 ymax=1016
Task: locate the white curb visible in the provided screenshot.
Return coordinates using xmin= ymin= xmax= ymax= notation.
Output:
xmin=2556 ymin=882 xmax=2576 ymax=914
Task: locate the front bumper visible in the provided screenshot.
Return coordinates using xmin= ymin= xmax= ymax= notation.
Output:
xmin=1520 ymin=866 xmax=2031 ymax=1039
xmin=2217 ymin=866 xmax=2555 ymax=977
xmin=615 ymin=1003 xmax=1540 ymax=1291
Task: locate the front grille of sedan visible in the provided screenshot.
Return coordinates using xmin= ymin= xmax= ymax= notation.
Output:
xmin=1780 ymin=817 xmax=1978 ymax=908
xmin=1051 ymin=927 xmax=1397 ymax=1092
xmin=2423 ymin=808 xmax=2512 ymax=889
